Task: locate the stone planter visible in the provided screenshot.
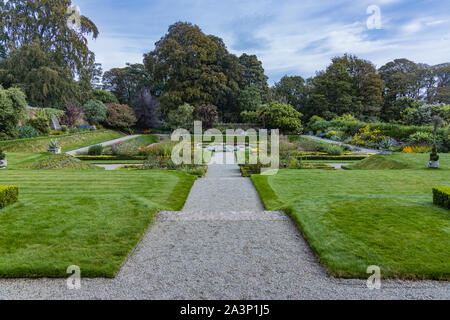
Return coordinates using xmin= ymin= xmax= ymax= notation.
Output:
xmin=428 ymin=160 xmax=439 ymax=169
xmin=0 ymin=159 xmax=7 ymax=169
xmin=48 ymin=147 xmax=62 ymax=154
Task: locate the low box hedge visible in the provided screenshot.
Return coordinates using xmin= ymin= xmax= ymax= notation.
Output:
xmin=75 ymin=155 xmax=147 ymax=161
xmin=433 ymin=187 xmax=450 ymax=210
xmin=0 ymin=185 xmax=19 ymax=209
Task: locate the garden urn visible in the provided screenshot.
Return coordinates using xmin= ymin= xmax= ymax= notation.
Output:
xmin=0 ymin=159 xmax=6 ymax=169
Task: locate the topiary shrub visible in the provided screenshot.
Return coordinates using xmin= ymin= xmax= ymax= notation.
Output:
xmin=88 ymin=145 xmax=103 ymax=156
xmin=0 ymin=148 xmax=5 ymax=160
xmin=0 ymin=185 xmax=19 ymax=209
xmin=433 ymin=187 xmax=450 ymax=209
xmin=18 ymin=126 xmax=40 ymax=139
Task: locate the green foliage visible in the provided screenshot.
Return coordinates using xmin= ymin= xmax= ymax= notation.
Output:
xmin=430 ymin=146 xmax=440 ymax=162
xmin=0 ymin=0 xmax=99 ymax=76
xmin=103 ymin=63 xmax=155 ymax=104
xmin=433 ymin=187 xmax=450 ymax=209
xmin=272 ymin=76 xmax=306 ymax=109
xmin=238 ymin=53 xmax=269 ymax=91
xmin=104 ymin=103 xmax=137 ymax=131
xmin=131 ymin=87 xmax=161 ymax=129
xmin=82 ymin=99 xmax=107 ymax=125
xmin=0 ymin=86 xmax=27 ymax=139
xmin=0 ymin=185 xmax=18 ymax=209
xmin=195 ymin=104 xmax=218 ymax=129
xmin=240 ymin=110 xmax=260 ymax=124
xmin=408 ymin=131 xmax=434 ymax=144
xmin=26 ymin=117 xmax=50 ymax=135
xmin=88 ymin=145 xmax=103 ymax=156
xmin=18 ymin=126 xmax=39 ymax=139
xmin=166 ymin=103 xmax=195 ymax=130
xmin=238 ymin=85 xmax=262 ymax=112
xmin=0 ymin=148 xmax=5 ymax=160
xmin=403 ymin=103 xmax=449 ymax=126
xmin=0 ymin=42 xmax=79 ymax=108
xmin=324 ymin=144 xmax=344 ymax=155
xmin=258 ymin=102 xmax=303 ymax=133
xmin=89 ymin=89 xmax=119 ymax=104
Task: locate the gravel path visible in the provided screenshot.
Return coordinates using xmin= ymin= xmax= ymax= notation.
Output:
xmin=66 ymin=135 xmax=141 ymax=155
xmin=302 ymin=135 xmax=385 ymax=154
xmin=0 ymin=152 xmax=448 ymax=300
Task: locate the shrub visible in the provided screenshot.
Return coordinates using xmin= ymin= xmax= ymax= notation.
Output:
xmin=89 ymin=89 xmax=119 ymax=104
xmin=18 ymin=126 xmax=40 ymax=139
xmin=61 ymin=125 xmax=68 ymax=133
xmin=111 ymin=141 xmax=140 ymax=157
xmin=82 ymin=99 xmax=107 ymax=125
xmin=61 ymin=102 xmax=84 ymax=128
xmin=105 ymin=103 xmax=137 ymax=131
xmin=0 ymin=185 xmax=19 ymax=209
xmin=0 ymin=86 xmax=27 ymax=140
xmin=0 ymin=148 xmax=5 ymax=160
xmin=408 ymin=132 xmax=434 ymax=144
xmin=26 ymin=117 xmax=51 ymax=135
xmin=88 ymin=145 xmax=103 ymax=156
xmin=257 ymin=102 xmax=303 ymax=134
xmin=433 ymin=187 xmax=450 ymax=209
xmin=324 ymin=145 xmax=344 ymax=155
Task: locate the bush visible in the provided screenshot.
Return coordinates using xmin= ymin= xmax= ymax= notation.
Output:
xmin=0 ymin=185 xmax=19 ymax=209
xmin=0 ymin=148 xmax=5 ymax=160
xmin=433 ymin=187 xmax=450 ymax=209
xmin=88 ymin=145 xmax=103 ymax=156
xmin=89 ymin=89 xmax=119 ymax=104
xmin=258 ymin=102 xmax=303 ymax=134
xmin=195 ymin=104 xmax=218 ymax=129
xmin=18 ymin=126 xmax=40 ymax=139
xmin=61 ymin=125 xmax=68 ymax=133
xmin=61 ymin=102 xmax=84 ymax=128
xmin=104 ymin=103 xmax=137 ymax=131
xmin=0 ymin=86 xmax=28 ymax=139
xmin=408 ymin=132 xmax=434 ymax=144
xmin=82 ymin=99 xmax=107 ymax=125
xmin=324 ymin=145 xmax=344 ymax=155
xmin=26 ymin=117 xmax=50 ymax=135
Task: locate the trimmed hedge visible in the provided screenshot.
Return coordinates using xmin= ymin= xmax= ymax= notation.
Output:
xmin=433 ymin=187 xmax=450 ymax=210
xmin=0 ymin=185 xmax=19 ymax=209
xmin=75 ymin=155 xmax=147 ymax=161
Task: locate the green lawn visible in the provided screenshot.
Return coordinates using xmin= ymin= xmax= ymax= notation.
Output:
xmin=2 ymin=153 xmax=50 ymax=170
xmin=345 ymin=152 xmax=450 ymax=170
xmin=252 ymin=157 xmax=450 ymax=280
xmin=0 ymin=170 xmax=196 ymax=278
xmin=0 ymin=130 xmax=125 ymax=153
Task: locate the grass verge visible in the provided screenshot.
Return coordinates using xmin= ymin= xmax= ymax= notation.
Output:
xmin=0 ymin=170 xmax=196 ymax=278
xmin=252 ymin=168 xmax=450 ymax=280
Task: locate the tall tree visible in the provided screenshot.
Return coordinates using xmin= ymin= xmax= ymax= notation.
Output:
xmin=238 ymin=53 xmax=269 ymax=91
xmin=144 ymin=22 xmax=228 ymax=116
xmin=427 ymin=63 xmax=450 ymax=104
xmin=0 ymin=42 xmax=79 ymax=108
xmin=272 ymin=76 xmax=306 ymax=110
xmin=103 ymin=63 xmax=154 ymax=104
xmin=131 ymin=86 xmax=161 ymax=129
xmin=0 ymin=0 xmax=99 ymax=76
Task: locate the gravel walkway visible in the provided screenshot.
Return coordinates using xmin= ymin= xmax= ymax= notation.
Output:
xmin=302 ymin=135 xmax=385 ymax=154
xmin=66 ymin=135 xmax=141 ymax=155
xmin=0 ymin=152 xmax=448 ymax=299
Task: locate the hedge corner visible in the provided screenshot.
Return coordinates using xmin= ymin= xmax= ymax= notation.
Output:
xmin=0 ymin=185 xmax=19 ymax=209
xmin=433 ymin=187 xmax=450 ymax=210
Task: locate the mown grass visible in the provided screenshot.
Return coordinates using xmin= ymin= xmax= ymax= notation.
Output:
xmin=252 ymin=161 xmax=450 ymax=280
xmin=0 ymin=170 xmax=196 ymax=278
xmin=0 ymin=130 xmax=125 ymax=153
xmin=345 ymin=152 xmax=450 ymax=170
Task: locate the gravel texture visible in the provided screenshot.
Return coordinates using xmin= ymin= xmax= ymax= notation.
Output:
xmin=0 ymin=152 xmax=448 ymax=300
xmin=65 ymin=135 xmax=141 ymax=155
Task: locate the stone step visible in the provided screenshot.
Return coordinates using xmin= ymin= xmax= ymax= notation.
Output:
xmin=157 ymin=210 xmax=289 ymax=221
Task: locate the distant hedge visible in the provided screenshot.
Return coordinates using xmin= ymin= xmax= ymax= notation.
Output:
xmin=0 ymin=185 xmax=19 ymax=209
xmin=433 ymin=187 xmax=450 ymax=210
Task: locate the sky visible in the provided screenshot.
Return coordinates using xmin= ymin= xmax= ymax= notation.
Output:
xmin=74 ymin=0 xmax=450 ymax=85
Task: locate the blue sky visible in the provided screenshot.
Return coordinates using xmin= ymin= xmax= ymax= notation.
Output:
xmin=74 ymin=0 xmax=450 ymax=84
